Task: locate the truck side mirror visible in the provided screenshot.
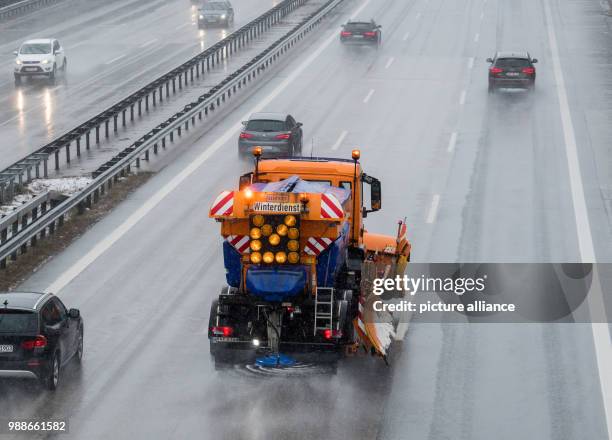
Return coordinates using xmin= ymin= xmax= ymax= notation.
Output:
xmin=370 ymin=178 xmax=381 ymax=211
xmin=361 ymin=174 xmax=381 ymax=214
xmin=239 ymin=172 xmax=253 ymax=190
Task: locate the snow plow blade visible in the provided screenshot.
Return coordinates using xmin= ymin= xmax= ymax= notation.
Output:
xmin=355 ymin=222 xmax=411 ymax=360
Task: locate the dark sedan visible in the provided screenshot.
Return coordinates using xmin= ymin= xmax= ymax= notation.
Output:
xmin=340 ymin=20 xmax=382 ymax=45
xmin=238 ymin=112 xmax=303 ymax=157
xmin=487 ymin=51 xmax=537 ymax=93
xmin=0 ymin=292 xmax=83 ymax=390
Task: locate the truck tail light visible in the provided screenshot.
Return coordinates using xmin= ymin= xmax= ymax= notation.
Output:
xmin=21 ymin=335 xmax=47 ymax=350
xmin=210 ymin=326 xmax=234 ymax=337
xmin=322 ymin=329 xmax=343 ymax=340
xmin=275 ymin=133 xmax=291 ymax=140
xmin=239 ymin=132 xmax=253 ymax=139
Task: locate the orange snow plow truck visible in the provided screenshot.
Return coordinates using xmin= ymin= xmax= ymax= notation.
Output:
xmin=208 ymin=148 xmax=411 ymax=365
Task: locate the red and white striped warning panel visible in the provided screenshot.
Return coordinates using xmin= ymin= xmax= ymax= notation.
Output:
xmin=226 ymin=235 xmax=250 ymax=254
xmin=304 ymin=237 xmax=333 ymax=256
xmin=320 ymin=193 xmax=344 ymax=219
xmin=210 ymin=191 xmax=234 ymax=216
xmin=356 ymin=295 xmax=367 ymax=334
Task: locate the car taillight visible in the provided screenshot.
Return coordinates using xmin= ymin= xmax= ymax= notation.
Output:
xmin=340 ymin=31 xmax=352 ymax=37
xmin=275 ymin=133 xmax=291 ymax=140
xmin=239 ymin=132 xmax=253 ymax=139
xmin=322 ymin=329 xmax=343 ymax=340
xmin=21 ymin=335 xmax=47 ymax=350
xmin=490 ymin=67 xmax=503 ymax=75
xmin=522 ymin=67 xmax=535 ymax=75
xmin=210 ymin=326 xmax=234 ymax=337
xmin=364 ymin=31 xmax=376 ymax=37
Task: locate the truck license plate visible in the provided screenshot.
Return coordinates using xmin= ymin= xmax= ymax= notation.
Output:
xmin=0 ymin=345 xmax=14 ymax=353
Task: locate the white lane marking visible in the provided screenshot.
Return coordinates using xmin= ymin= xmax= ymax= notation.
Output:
xmin=175 ymin=22 xmax=191 ymax=30
xmin=331 ymin=130 xmax=348 ymax=151
xmin=467 ymin=57 xmax=474 ymax=69
xmin=480 ymin=11 xmax=484 ymax=19
xmin=140 ymin=38 xmax=158 ymax=48
xmin=385 ymin=57 xmax=395 ymax=69
xmin=459 ymin=90 xmax=467 ymax=105
xmin=416 ymin=12 xmax=421 ymax=19
xmin=46 ymin=0 xmax=375 ymax=294
xmin=105 ymin=54 xmax=126 ymax=65
xmin=543 ymin=0 xmax=612 ymax=437
xmin=474 ymin=33 xmax=480 ymax=42
xmin=363 ymin=88 xmax=375 ymax=104
xmin=447 ymin=132 xmax=457 ymax=153
xmin=402 ymin=32 xmax=410 ymax=41
xmin=426 ymin=194 xmax=440 ymax=224
xmin=395 ymin=321 xmax=409 ymax=341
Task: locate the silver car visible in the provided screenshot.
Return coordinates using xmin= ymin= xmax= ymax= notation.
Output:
xmin=198 ymin=0 xmax=234 ymax=28
xmin=238 ymin=112 xmax=303 ymax=157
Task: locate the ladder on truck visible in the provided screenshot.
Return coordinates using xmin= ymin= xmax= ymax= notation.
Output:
xmin=314 ymin=287 xmax=334 ymax=336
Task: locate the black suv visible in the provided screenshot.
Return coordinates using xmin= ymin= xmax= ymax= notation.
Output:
xmin=238 ymin=112 xmax=303 ymax=157
xmin=487 ymin=52 xmax=538 ymax=93
xmin=340 ymin=20 xmax=382 ymax=45
xmin=0 ymin=292 xmax=83 ymax=390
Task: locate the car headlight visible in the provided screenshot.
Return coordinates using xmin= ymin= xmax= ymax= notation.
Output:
xmin=199 ymin=14 xmax=204 ymax=19
xmin=15 ymin=59 xmax=22 ymax=65
xmin=221 ymin=14 xmax=226 ymax=19
xmin=41 ymin=59 xmax=50 ymax=64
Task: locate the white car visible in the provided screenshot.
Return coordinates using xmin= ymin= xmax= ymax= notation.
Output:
xmin=13 ymin=38 xmax=67 ymax=85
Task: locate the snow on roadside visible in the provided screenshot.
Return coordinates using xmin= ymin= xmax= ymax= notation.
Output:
xmin=0 ymin=177 xmax=92 ymax=218
xmin=28 ymin=177 xmax=92 ymax=197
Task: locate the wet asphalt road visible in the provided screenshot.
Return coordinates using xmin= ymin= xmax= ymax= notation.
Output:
xmin=2 ymin=0 xmax=612 ymax=438
xmin=0 ymin=0 xmax=276 ymax=169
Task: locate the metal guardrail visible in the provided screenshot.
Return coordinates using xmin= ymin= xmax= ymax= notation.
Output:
xmin=0 ymin=0 xmax=345 ymax=269
xmin=0 ymin=191 xmax=65 ymax=257
xmin=0 ymin=0 xmax=308 ymax=203
xmin=0 ymin=0 xmax=60 ymax=20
